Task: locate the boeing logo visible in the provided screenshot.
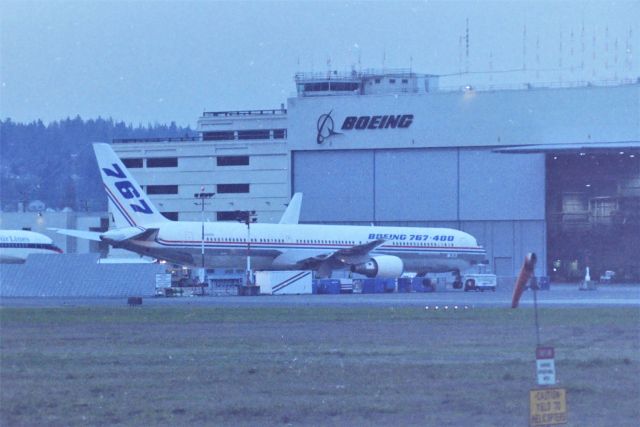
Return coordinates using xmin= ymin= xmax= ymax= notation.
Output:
xmin=316 ymin=112 xmax=414 ymax=144
xmin=316 ymin=110 xmax=342 ymax=144
xmin=341 ymin=114 xmax=413 ymax=130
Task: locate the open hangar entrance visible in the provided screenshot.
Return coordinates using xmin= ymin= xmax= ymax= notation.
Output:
xmin=499 ymin=143 xmax=640 ymax=282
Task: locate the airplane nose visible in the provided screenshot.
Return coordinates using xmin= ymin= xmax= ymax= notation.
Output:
xmin=463 ymin=232 xmax=479 ymax=247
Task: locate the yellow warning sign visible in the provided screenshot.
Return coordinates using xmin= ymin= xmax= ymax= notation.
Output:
xmin=530 ymin=388 xmax=567 ymax=426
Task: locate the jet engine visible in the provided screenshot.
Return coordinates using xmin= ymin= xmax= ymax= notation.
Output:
xmin=350 ymin=255 xmax=404 ymax=278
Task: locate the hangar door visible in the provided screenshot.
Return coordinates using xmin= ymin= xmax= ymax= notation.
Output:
xmin=374 ymin=149 xmax=458 ymax=222
xmin=293 ymin=150 xmax=374 ymax=222
xmin=293 ymin=149 xmax=459 ymax=223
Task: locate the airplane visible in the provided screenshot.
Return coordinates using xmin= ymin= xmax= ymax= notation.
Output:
xmin=0 ymin=229 xmax=63 ymax=263
xmin=52 ymin=143 xmax=486 ymax=279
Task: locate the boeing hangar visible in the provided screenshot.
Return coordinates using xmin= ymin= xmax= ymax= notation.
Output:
xmin=111 ymin=69 xmax=639 ymax=282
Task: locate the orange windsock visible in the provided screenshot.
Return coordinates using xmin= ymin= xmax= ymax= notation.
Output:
xmin=511 ymin=252 xmax=537 ymax=308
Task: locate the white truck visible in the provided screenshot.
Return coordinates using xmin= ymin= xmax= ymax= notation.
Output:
xmin=461 ymin=265 xmax=497 ymax=292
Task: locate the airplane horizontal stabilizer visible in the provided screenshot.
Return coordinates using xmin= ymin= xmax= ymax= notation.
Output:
xmin=129 ymin=228 xmax=159 ymax=242
xmin=49 ymin=228 xmax=103 ymax=242
xmin=100 ymin=227 xmax=159 ymax=243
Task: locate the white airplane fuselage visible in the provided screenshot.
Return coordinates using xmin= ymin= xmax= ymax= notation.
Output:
xmin=117 ymin=221 xmax=484 ymax=273
xmin=0 ymin=230 xmax=63 ymax=263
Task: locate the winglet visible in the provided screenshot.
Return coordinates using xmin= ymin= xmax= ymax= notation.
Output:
xmin=279 ymin=193 xmax=303 ymax=224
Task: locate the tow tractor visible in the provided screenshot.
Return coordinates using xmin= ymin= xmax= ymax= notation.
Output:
xmin=461 ymin=264 xmax=497 ymax=292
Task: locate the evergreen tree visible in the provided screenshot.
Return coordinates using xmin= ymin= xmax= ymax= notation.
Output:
xmin=0 ymin=117 xmax=195 ymax=211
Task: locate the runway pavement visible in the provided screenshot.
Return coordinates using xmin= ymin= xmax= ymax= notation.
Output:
xmin=2 ymin=284 xmax=638 ymax=308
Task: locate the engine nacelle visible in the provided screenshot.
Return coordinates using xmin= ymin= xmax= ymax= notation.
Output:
xmin=351 ymin=255 xmax=404 ymax=278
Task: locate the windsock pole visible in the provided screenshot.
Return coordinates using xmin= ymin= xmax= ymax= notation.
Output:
xmin=511 ymin=252 xmax=537 ymax=309
xmin=532 ymin=275 xmax=541 ymax=346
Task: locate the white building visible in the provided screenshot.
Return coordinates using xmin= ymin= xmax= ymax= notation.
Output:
xmin=112 ymin=107 xmax=289 ymax=223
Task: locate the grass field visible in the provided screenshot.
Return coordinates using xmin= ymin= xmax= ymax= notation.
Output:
xmin=1 ymin=305 xmax=639 ymax=426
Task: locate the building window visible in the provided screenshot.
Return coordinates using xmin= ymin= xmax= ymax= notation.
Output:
xmin=161 ymin=212 xmax=179 ymax=221
xmin=389 ymin=79 xmax=396 ymax=84
xmin=147 ymin=157 xmax=177 ymax=168
xmin=273 ymin=129 xmax=287 ymax=139
xmin=401 ymin=79 xmax=408 ymax=84
xmin=304 ymin=82 xmax=330 ymax=92
xmin=203 ymin=131 xmax=235 ymax=141
xmin=217 ymin=156 xmax=249 ymax=166
xmin=217 ymin=211 xmax=242 ymax=221
xmin=329 ymin=82 xmax=359 ymax=91
xmin=374 ymin=78 xmax=381 ymax=84
xmin=122 ymin=158 xmax=143 ymax=168
xmin=237 ymin=130 xmax=270 ymax=140
xmin=146 ymin=185 xmax=178 ymax=195
xmin=217 ymin=184 xmax=249 ymax=194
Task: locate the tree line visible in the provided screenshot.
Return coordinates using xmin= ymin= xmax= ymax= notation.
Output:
xmin=0 ymin=116 xmax=194 ymax=212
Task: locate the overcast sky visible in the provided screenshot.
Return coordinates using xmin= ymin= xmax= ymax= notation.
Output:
xmin=1 ymin=0 xmax=638 ymax=127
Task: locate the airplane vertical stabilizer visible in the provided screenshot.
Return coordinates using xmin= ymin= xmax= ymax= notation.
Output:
xmin=108 ymin=199 xmax=134 ymax=229
xmin=93 ymin=143 xmax=168 ymax=227
xmin=279 ymin=193 xmax=303 ymax=224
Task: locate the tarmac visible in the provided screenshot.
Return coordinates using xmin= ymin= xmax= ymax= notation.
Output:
xmin=1 ymin=283 xmax=639 ymax=308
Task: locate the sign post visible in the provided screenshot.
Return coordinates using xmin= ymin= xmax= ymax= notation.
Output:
xmin=520 ymin=256 xmax=568 ymax=426
xmin=530 ymin=346 xmax=566 ymax=425
xmin=529 ymin=388 xmax=567 ymax=426
xmin=536 ymin=346 xmax=556 ymax=386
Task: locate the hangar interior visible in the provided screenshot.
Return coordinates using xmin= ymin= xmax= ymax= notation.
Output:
xmin=546 ymin=152 xmax=640 ymax=282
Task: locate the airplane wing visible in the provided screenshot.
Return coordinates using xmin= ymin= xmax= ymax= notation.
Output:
xmin=272 ymin=239 xmax=386 ymax=271
xmin=48 ymin=228 xmax=103 ymax=241
xmin=278 ymin=193 xmax=303 ymax=224
xmin=331 ymin=239 xmax=386 ymax=264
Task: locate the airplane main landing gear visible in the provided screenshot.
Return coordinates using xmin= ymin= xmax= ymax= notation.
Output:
xmin=452 ymin=271 xmax=463 ymax=289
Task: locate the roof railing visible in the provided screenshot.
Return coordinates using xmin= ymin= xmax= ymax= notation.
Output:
xmin=294 ymin=68 xmax=426 ymax=82
xmin=112 ymin=136 xmax=200 ymax=144
xmin=201 ymin=108 xmax=287 ymax=118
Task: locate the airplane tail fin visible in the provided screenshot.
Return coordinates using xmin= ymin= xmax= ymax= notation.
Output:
xmin=279 ymin=193 xmax=303 ymax=224
xmin=93 ymin=143 xmax=168 ymax=227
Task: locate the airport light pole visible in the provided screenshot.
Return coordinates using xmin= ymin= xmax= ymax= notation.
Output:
xmin=236 ymin=210 xmax=257 ymax=287
xmin=194 ymin=189 xmax=215 ymax=291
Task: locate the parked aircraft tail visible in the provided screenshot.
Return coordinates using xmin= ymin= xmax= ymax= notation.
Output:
xmin=279 ymin=193 xmax=303 ymax=224
xmin=93 ymin=143 xmax=168 ymax=227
